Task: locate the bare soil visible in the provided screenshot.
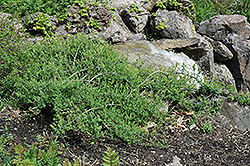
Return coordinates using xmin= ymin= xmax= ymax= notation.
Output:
xmin=0 ymin=106 xmax=249 ymax=166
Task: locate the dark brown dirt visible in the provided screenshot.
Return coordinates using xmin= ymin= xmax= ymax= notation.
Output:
xmin=0 ymin=105 xmax=249 ymax=166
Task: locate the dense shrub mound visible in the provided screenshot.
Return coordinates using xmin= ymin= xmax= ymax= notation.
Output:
xmin=2 ymin=31 xmax=249 ymax=145
xmin=0 ymin=32 xmax=194 ymax=143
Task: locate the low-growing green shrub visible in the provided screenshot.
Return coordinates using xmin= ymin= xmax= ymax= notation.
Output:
xmin=1 ymin=30 xmax=249 ymax=145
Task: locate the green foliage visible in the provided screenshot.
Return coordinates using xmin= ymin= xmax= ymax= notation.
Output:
xmin=75 ymin=0 xmax=116 ymax=30
xmin=0 ymin=0 xmax=75 ymax=18
xmin=0 ymin=14 xmax=28 ymax=100
xmin=128 ymin=3 xmax=142 ymax=14
xmin=0 ymin=123 xmax=14 ymax=165
xmin=156 ymin=22 xmax=167 ymax=30
xmin=85 ymin=17 xmax=101 ymax=30
xmin=102 ymin=147 xmax=120 ymax=166
xmin=1 ymin=6 xmax=250 ymax=150
xmin=0 ymin=122 xmax=73 ymax=166
xmin=156 ymin=0 xmax=184 ymax=9
xmin=12 ymin=135 xmax=64 ymax=166
xmin=190 ymin=0 xmax=250 ymax=25
xmin=1 ymin=29 xmax=249 ymax=145
xmin=156 ymin=0 xmax=195 ymax=19
xmin=201 ymin=122 xmax=212 ymax=133
xmin=24 ymin=12 xmax=56 ymax=36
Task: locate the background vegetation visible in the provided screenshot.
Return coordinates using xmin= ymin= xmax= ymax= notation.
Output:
xmin=1 ymin=0 xmax=250 ymax=165
xmin=190 ymin=0 xmax=250 ymax=24
xmin=1 ymin=0 xmax=250 ymax=25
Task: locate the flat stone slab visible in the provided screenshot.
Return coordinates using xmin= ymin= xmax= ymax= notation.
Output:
xmin=152 ymin=38 xmax=200 ymax=51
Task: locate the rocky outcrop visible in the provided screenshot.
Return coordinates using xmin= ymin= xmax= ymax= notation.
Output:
xmin=197 ymin=15 xmax=250 ymax=93
xmin=101 ymin=11 xmax=133 ymax=43
xmin=152 ymin=38 xmax=200 ymax=51
xmin=151 ymin=10 xmax=195 ymax=39
xmin=152 ymin=37 xmax=215 ymax=76
xmin=224 ymin=34 xmax=250 ymax=93
xmin=207 ymin=38 xmax=234 ymax=62
xmin=120 ymin=4 xmax=149 ymax=33
xmin=3 ymin=1 xmax=242 ymax=88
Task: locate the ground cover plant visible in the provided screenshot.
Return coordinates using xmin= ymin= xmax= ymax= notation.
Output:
xmin=0 ymin=0 xmax=250 ymax=165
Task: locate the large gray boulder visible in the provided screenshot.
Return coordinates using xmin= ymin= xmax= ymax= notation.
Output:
xmin=152 ymin=38 xmax=200 ymax=51
xmin=101 ymin=10 xmax=133 ymax=43
xmin=151 ymin=10 xmax=196 ymax=39
xmin=194 ymin=34 xmax=215 ymax=76
xmin=197 ymin=15 xmax=250 ymax=41
xmin=120 ymin=4 xmax=149 ymax=33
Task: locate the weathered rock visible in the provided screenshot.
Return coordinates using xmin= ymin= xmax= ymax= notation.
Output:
xmin=109 ymin=0 xmax=138 ymax=13
xmin=152 ymin=35 xmax=215 ymax=76
xmin=152 ymin=10 xmax=196 ymax=39
xmin=0 ymin=12 xmax=23 ymax=30
xmin=120 ymin=4 xmax=149 ymax=33
xmin=114 ymin=40 xmax=201 ymax=75
xmin=101 ymin=11 xmax=133 ymax=43
xmin=167 ymin=156 xmax=183 ymax=166
xmin=138 ymin=0 xmax=193 ymax=12
xmin=67 ymin=4 xmax=81 ymax=23
xmin=205 ymin=36 xmax=233 ymax=62
xmin=197 ymin=15 xmax=250 ymax=41
xmin=216 ymin=99 xmax=250 ymax=131
xmin=127 ymin=33 xmax=146 ymax=40
xmin=195 ymin=34 xmax=215 ymax=76
xmin=139 ymin=0 xmax=159 ymax=11
xmin=53 ymin=2 xmax=133 ymax=43
xmin=152 ymin=38 xmax=200 ymax=51
xmin=54 ymin=24 xmax=68 ymax=36
xmin=213 ymin=63 xmax=236 ymax=88
xmin=224 ymin=33 xmax=250 ymax=93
